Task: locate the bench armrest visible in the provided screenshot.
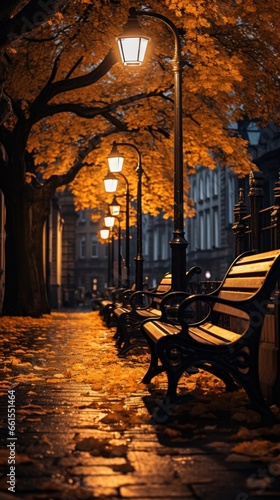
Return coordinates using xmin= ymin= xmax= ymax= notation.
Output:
xmin=129 ymin=290 xmax=170 ymax=311
xmin=158 ymin=291 xmax=193 ymax=323
xmin=177 ymin=293 xmax=256 ymax=328
xmin=129 ymin=266 xmax=202 ymax=313
xmin=154 ymin=267 xmax=201 ymax=322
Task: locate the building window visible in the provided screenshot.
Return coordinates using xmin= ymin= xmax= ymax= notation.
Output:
xmin=193 ymin=181 xmax=197 ymax=203
xmin=213 ymin=207 xmax=219 ymax=247
xmin=228 ymin=176 xmax=235 ymax=225
xmin=155 ymin=226 xmax=167 ymax=260
xmin=92 ymin=277 xmax=98 ymax=291
xmin=199 ymin=176 xmax=204 ymax=201
xmin=206 ymin=210 xmax=211 ymax=249
xmin=148 ymin=231 xmax=154 ymax=260
xmin=91 ymin=236 xmax=98 ymax=258
xmin=199 ymin=212 xmax=204 ymax=249
xmin=206 ymin=173 xmax=211 ymax=199
xmin=80 ymin=236 xmax=86 ymax=258
xmin=79 ymin=210 xmax=86 ymax=222
xmin=213 ymin=170 xmax=218 ymax=196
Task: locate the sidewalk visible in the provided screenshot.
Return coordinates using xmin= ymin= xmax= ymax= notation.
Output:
xmin=0 ymin=310 xmax=279 ymax=500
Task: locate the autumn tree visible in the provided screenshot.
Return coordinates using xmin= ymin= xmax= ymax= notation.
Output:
xmin=0 ymin=0 xmax=280 ymax=316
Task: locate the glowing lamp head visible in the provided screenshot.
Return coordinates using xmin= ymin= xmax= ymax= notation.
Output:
xmin=117 ymin=11 xmax=149 ymax=66
xmin=107 ymin=143 xmax=124 ymax=173
xmin=103 ymin=171 xmax=118 ymax=192
xmin=100 ymin=227 xmax=109 ymax=239
xmin=109 ymin=195 xmax=121 ymax=216
xmin=104 ymin=214 xmax=115 ymax=228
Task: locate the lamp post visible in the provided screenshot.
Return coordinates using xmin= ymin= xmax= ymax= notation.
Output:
xmin=107 ymin=141 xmax=143 ymax=291
xmin=104 ymin=171 xmax=130 ymax=287
xmin=100 ymin=226 xmax=110 ymax=286
xmin=115 ymin=216 xmax=122 ymax=288
xmin=117 ymin=8 xmax=188 ymax=291
xmin=104 ymin=211 xmax=115 ymax=286
xmin=103 ymin=211 xmax=123 ymax=287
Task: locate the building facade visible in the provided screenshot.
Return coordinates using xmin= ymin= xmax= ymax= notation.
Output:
xmin=74 ymin=208 xmax=108 ymax=301
xmin=186 ymin=165 xmax=237 ymax=281
xmin=1 ymin=123 xmax=279 ymax=312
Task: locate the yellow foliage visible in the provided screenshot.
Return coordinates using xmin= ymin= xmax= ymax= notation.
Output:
xmin=2 ymin=0 xmax=280 ymax=221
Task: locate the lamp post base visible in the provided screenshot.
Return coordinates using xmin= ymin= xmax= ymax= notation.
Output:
xmin=134 ymin=255 xmax=144 ymax=291
xmin=170 ymin=232 xmax=189 ymax=291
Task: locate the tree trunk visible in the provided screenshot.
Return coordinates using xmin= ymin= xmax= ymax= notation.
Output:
xmin=2 ymin=186 xmax=50 ymax=316
xmin=31 ymin=196 xmax=51 ymax=315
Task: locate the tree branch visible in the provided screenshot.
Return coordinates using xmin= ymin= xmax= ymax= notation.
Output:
xmin=31 ymin=88 xmax=164 ymax=123
xmin=0 ymin=0 xmax=69 ymax=50
xmin=29 ymin=48 xmax=119 ymax=117
xmin=44 ymin=133 xmax=105 ymax=190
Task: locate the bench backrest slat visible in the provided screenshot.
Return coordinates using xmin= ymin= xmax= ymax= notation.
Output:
xmin=153 ymin=274 xmax=172 ymax=294
xmin=228 ymin=261 xmax=274 ymax=275
xmin=213 ymin=302 xmax=249 ymax=320
xmin=217 ymin=250 xmax=280 ymax=298
xmin=149 ymin=273 xmax=173 ymax=309
xmin=222 ymin=276 xmax=265 ymax=290
xmin=211 ymin=249 xmax=280 ymax=322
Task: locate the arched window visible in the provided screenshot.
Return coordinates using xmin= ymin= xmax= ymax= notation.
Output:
xmin=206 ymin=173 xmax=211 ymax=199
xmin=199 ymin=176 xmax=204 ymax=201
xmin=91 ymin=236 xmax=98 ymax=258
xmin=193 ymin=181 xmax=197 ymax=203
xmin=80 ymin=236 xmax=86 ymax=258
xmin=213 ymin=170 xmax=218 ymax=196
xmin=228 ymin=176 xmax=236 ymax=225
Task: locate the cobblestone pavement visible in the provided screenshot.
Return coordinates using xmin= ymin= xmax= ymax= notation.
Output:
xmin=0 ymin=310 xmax=280 ymax=500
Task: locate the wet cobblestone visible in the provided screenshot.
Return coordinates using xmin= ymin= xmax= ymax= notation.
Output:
xmin=0 ymin=311 xmax=279 ymax=499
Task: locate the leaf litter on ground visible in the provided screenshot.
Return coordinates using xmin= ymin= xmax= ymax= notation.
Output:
xmin=0 ymin=310 xmax=279 ymax=466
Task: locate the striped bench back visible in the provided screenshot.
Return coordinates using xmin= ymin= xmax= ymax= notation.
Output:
xmin=212 ymin=249 xmax=280 ymax=330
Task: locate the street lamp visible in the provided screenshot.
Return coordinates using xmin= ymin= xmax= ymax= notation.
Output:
xmin=109 ymin=195 xmax=121 ymax=216
xmin=104 ymin=169 xmax=130 ymax=287
xmin=114 ymin=216 xmax=122 ymax=288
xmin=100 ymin=226 xmax=110 ymax=286
xmin=103 ymin=212 xmax=116 ymax=286
xmin=107 ymin=141 xmax=143 ymax=291
xmin=100 ymin=226 xmax=109 ymax=239
xmin=103 ymin=170 xmax=118 ymax=192
xmin=103 ymin=212 xmax=123 ymax=287
xmin=117 ymin=8 xmax=189 ymax=291
xmin=104 ymin=210 xmax=115 ymax=229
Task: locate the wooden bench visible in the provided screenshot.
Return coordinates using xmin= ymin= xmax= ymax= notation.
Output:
xmin=141 ymin=249 xmax=280 ymax=421
xmin=99 ymin=285 xmax=136 ymax=327
xmin=114 ymin=267 xmax=201 ymax=356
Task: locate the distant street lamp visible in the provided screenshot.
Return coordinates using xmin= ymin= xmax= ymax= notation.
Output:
xmin=103 ymin=170 xmax=118 ymax=192
xmin=104 ymin=170 xmax=130 ymax=287
xmin=109 ymin=195 xmax=121 ymax=216
xmin=103 ymin=212 xmax=115 ymax=286
xmin=107 ymin=141 xmax=143 ymax=291
xmin=100 ymin=226 xmax=109 ymax=240
xmin=117 ymin=8 xmax=189 ymax=291
xmin=100 ymin=226 xmax=110 ymax=286
xmin=102 ymin=212 xmax=123 ymax=287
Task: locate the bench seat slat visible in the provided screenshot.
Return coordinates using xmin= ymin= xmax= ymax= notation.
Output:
xmin=136 ymin=308 xmax=161 ymax=318
xmin=143 ymin=320 xmax=242 ymax=345
xmin=143 ymin=321 xmax=180 ymax=342
xmin=189 ymin=322 xmax=242 ymax=344
xmin=114 ymin=304 xmax=162 ymax=318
